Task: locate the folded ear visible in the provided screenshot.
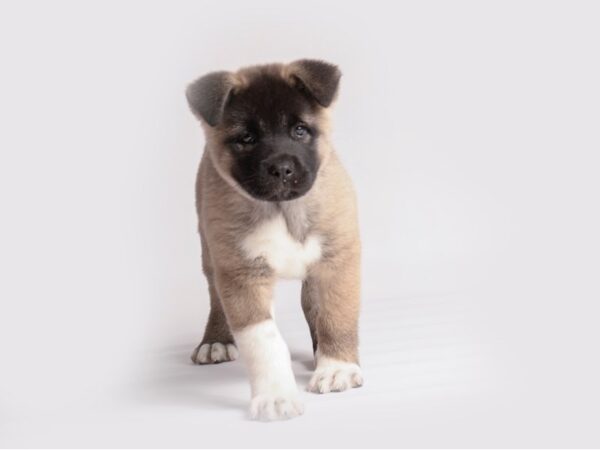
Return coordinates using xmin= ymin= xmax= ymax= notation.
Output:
xmin=186 ymin=71 xmax=235 ymax=126
xmin=288 ymin=59 xmax=341 ymax=107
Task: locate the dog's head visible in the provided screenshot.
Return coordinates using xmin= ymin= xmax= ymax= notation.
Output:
xmin=186 ymin=60 xmax=341 ymax=202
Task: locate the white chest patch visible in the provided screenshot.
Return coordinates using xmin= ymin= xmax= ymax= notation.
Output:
xmin=241 ymin=214 xmax=321 ymax=279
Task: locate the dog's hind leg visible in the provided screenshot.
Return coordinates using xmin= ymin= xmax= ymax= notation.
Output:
xmin=191 ymin=238 xmax=237 ymax=365
xmin=301 ymin=278 xmax=319 ymax=354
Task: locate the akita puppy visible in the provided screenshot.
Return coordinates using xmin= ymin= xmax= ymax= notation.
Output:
xmin=186 ymin=59 xmax=362 ymax=421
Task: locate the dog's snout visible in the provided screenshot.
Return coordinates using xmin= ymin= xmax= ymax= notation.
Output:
xmin=257 ymin=152 xmax=311 ymax=200
xmin=265 ymin=157 xmax=296 ymax=183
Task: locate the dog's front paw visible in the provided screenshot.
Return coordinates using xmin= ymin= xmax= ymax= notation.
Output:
xmin=249 ymin=393 xmax=304 ymax=421
xmin=191 ymin=342 xmax=238 ymax=364
xmin=308 ymin=358 xmax=363 ymax=394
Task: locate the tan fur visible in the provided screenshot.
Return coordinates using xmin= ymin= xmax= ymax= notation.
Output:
xmin=192 ymin=63 xmax=361 ymax=366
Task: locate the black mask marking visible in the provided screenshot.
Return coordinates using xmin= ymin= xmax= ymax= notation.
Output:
xmin=223 ymin=74 xmax=322 ymax=202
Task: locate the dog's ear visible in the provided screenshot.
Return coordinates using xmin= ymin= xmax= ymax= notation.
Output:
xmin=186 ymin=71 xmax=235 ymax=126
xmin=288 ymin=59 xmax=341 ymax=107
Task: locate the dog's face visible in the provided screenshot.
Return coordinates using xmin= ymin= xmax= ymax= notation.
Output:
xmin=186 ymin=60 xmax=341 ymax=202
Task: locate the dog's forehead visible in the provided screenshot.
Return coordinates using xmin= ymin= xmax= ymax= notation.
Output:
xmin=225 ymin=73 xmax=316 ymax=128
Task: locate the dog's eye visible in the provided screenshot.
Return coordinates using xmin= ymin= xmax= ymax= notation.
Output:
xmin=293 ymin=124 xmax=309 ymax=139
xmin=239 ymin=132 xmax=257 ymax=145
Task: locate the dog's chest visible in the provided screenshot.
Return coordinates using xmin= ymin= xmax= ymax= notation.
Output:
xmin=241 ymin=213 xmax=321 ymax=279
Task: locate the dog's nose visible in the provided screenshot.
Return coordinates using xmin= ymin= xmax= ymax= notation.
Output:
xmin=266 ymin=158 xmax=295 ymax=182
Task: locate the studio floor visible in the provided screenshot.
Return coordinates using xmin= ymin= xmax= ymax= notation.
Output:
xmin=3 ymin=286 xmax=598 ymax=448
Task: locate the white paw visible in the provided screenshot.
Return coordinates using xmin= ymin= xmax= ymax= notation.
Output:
xmin=191 ymin=342 xmax=238 ymax=364
xmin=249 ymin=393 xmax=304 ymax=421
xmin=307 ymin=358 xmax=364 ymax=394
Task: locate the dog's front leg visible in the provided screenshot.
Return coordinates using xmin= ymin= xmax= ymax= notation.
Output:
xmin=307 ymin=250 xmax=364 ymax=394
xmin=215 ymin=268 xmax=303 ymax=421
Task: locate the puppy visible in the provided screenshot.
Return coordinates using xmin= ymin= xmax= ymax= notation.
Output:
xmin=186 ymin=60 xmax=362 ymax=421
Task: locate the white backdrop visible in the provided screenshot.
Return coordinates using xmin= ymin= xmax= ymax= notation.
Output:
xmin=1 ymin=0 xmax=599 ymax=447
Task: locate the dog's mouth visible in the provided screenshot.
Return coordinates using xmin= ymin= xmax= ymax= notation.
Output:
xmin=255 ymin=184 xmax=312 ymax=202
xmin=267 ymin=188 xmax=306 ymax=202
xmin=238 ymin=176 xmax=314 ymax=202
